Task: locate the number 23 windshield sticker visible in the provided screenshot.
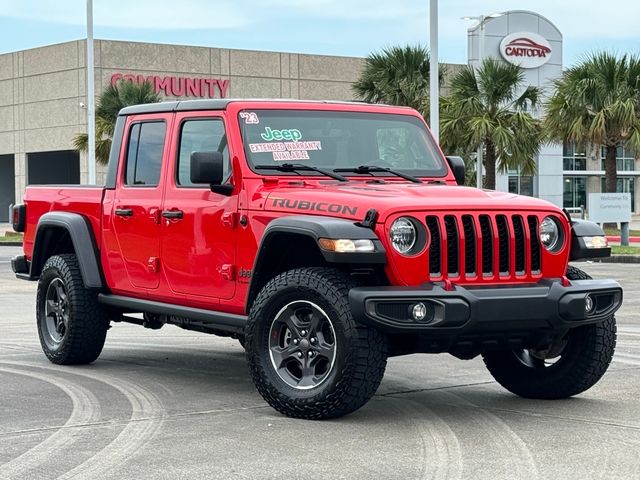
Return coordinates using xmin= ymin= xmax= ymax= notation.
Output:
xmin=240 ymin=112 xmax=259 ymax=124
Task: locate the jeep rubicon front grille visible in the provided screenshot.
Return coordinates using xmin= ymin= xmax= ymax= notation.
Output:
xmin=425 ymin=213 xmax=542 ymax=281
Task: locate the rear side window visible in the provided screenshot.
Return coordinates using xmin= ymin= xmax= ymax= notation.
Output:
xmin=125 ymin=121 xmax=166 ymax=186
xmin=177 ymin=118 xmax=229 ymax=186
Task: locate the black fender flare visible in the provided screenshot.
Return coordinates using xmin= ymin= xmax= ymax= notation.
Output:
xmin=30 ymin=212 xmax=104 ymax=288
xmin=570 ymin=219 xmax=611 ymax=261
xmin=246 ymin=215 xmax=386 ymax=311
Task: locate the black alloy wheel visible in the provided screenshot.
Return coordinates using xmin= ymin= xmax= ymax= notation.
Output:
xmin=41 ymin=278 xmax=70 ymax=350
xmin=268 ymin=300 xmax=337 ymax=390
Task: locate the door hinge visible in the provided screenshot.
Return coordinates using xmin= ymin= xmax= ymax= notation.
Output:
xmin=220 ymin=264 xmax=235 ymax=280
xmin=221 ymin=212 xmax=237 ymax=228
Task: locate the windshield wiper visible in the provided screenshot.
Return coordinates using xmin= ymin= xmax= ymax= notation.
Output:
xmin=333 ymin=165 xmax=422 ymax=183
xmin=255 ymin=163 xmax=348 ymax=182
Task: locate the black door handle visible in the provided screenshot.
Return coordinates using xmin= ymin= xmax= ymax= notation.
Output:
xmin=115 ymin=208 xmax=133 ymax=217
xmin=162 ymin=209 xmax=184 ymax=220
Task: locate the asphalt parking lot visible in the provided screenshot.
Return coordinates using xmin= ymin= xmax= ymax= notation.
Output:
xmin=1 ymin=245 xmax=639 ymax=480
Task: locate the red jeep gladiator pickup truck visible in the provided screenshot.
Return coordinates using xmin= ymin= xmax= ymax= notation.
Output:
xmin=11 ymin=99 xmax=622 ymax=419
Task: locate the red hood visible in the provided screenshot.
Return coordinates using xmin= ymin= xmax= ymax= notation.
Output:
xmin=261 ymin=181 xmax=562 ymax=221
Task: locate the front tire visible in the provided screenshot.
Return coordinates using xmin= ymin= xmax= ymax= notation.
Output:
xmin=246 ymin=268 xmax=388 ymax=419
xmin=36 ymin=254 xmax=109 ymax=365
xmin=482 ymin=266 xmax=617 ymax=399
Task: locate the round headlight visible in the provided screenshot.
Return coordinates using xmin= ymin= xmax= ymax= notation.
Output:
xmin=390 ymin=217 xmax=417 ymax=254
xmin=540 ymin=216 xmax=561 ymax=251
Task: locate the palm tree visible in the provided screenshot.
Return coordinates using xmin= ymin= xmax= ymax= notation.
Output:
xmin=545 ymin=52 xmax=640 ymax=193
xmin=440 ymin=59 xmax=542 ymax=190
xmin=74 ymin=80 xmax=161 ymax=165
xmin=352 ymin=45 xmax=444 ymax=116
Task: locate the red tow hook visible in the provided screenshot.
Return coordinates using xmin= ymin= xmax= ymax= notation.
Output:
xmin=561 ymin=276 xmax=571 ymax=287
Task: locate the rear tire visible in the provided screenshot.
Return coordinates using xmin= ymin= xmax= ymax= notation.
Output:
xmin=482 ymin=266 xmax=617 ymax=399
xmin=36 ymin=254 xmax=109 ymax=365
xmin=246 ymin=267 xmax=387 ymax=419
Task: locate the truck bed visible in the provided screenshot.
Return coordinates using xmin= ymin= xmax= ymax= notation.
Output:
xmin=22 ymin=185 xmax=105 ymax=260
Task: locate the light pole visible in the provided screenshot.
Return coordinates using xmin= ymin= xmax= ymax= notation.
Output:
xmin=461 ymin=13 xmax=503 ymax=189
xmin=429 ymin=0 xmax=439 ymax=142
xmin=86 ymin=0 xmax=96 ymax=185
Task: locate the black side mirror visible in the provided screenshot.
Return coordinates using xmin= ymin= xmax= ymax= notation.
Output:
xmin=445 ymin=156 xmax=466 ymax=186
xmin=190 ymin=151 xmax=233 ymax=195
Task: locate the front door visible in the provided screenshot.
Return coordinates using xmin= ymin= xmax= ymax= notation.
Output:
xmin=112 ymin=114 xmax=171 ymax=290
xmin=160 ymin=112 xmax=237 ymax=300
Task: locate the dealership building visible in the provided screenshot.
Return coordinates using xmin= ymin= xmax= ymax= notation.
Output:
xmin=0 ymin=10 xmax=637 ymax=222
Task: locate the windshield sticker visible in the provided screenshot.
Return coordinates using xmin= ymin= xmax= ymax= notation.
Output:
xmin=239 ymin=112 xmax=259 ymax=124
xmin=273 ymin=150 xmax=310 ymax=161
xmin=248 ymin=132 xmax=323 ymax=161
xmin=261 ymin=127 xmax=302 ymax=141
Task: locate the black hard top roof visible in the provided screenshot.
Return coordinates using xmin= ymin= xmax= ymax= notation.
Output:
xmin=118 ymin=98 xmax=402 ymax=116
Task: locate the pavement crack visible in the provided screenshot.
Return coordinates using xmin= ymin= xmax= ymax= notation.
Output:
xmin=0 ymin=404 xmax=270 ymax=441
xmin=378 ymin=380 xmax=496 ymax=397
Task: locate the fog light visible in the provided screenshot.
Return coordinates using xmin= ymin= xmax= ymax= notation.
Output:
xmin=411 ymin=302 xmax=428 ymax=321
xmin=585 ymin=295 xmax=595 ymax=314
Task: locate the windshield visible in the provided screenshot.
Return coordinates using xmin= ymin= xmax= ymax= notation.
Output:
xmin=239 ymin=109 xmax=447 ymax=178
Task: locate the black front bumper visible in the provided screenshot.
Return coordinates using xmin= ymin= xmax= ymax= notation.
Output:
xmin=349 ymin=278 xmax=622 ymax=334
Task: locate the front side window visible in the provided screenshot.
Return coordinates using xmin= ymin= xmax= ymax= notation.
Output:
xmin=238 ymin=110 xmax=447 ymax=177
xmin=125 ymin=121 xmax=166 ymax=186
xmin=177 ymin=118 xmax=230 ymax=186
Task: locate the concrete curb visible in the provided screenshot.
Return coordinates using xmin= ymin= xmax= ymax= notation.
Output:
xmin=596 ymin=255 xmax=640 ymax=264
xmin=606 ymin=235 xmax=640 ymax=243
xmin=0 ymin=241 xmax=21 ymax=246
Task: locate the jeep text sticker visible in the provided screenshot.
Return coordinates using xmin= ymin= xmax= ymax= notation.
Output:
xmin=261 ymin=127 xmax=301 ymax=141
xmin=249 ymin=127 xmax=322 ymax=161
xmin=239 ymin=112 xmax=259 ymax=124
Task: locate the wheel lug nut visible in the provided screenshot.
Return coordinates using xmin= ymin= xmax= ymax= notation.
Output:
xmin=293 ymin=339 xmax=299 ymax=345
xmin=310 ymin=337 xmax=316 ymax=344
xmin=300 ymin=330 xmax=307 ymax=336
xmin=308 ymin=351 xmax=315 ymax=358
xmin=297 ymin=352 xmax=303 ymax=358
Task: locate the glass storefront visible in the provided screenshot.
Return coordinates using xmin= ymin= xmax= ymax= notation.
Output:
xmin=563 ymin=176 xmax=586 ymax=210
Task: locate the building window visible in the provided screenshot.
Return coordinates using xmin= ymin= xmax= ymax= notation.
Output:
xmin=600 ymin=177 xmax=635 ymax=213
xmin=563 ymin=176 xmax=586 ymax=210
xmin=563 ymin=143 xmax=586 ymax=171
xmin=508 ymin=174 xmax=534 ymax=196
xmin=600 ymin=144 xmax=636 ymax=171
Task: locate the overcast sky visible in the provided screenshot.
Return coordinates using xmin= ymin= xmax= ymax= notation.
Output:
xmin=0 ymin=0 xmax=638 ymax=66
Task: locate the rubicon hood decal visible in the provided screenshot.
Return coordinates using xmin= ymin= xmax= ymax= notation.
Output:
xmin=270 ymin=198 xmax=358 ymax=216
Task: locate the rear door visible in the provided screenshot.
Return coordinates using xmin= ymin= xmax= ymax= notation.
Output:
xmin=111 ymin=114 xmax=171 ymax=290
xmin=160 ymin=111 xmax=237 ymax=300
